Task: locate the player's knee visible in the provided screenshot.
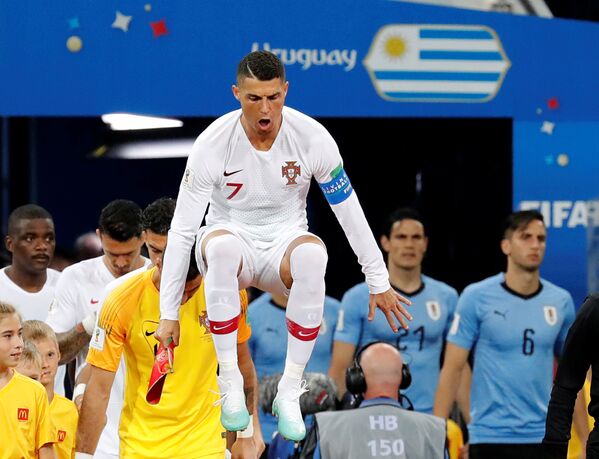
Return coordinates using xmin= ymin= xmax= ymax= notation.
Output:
xmin=205 ymin=234 xmax=242 ymax=275
xmin=290 ymin=243 xmax=328 ymax=284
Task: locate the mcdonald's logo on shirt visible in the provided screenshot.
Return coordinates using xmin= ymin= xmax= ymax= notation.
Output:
xmin=58 ymin=430 xmax=66 ymax=442
xmin=17 ymin=408 xmax=29 ymax=421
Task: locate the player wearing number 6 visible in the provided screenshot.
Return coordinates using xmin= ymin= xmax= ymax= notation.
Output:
xmin=433 ymin=210 xmax=575 ymax=459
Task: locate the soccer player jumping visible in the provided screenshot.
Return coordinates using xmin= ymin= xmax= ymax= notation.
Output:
xmin=156 ymin=50 xmax=412 ymax=441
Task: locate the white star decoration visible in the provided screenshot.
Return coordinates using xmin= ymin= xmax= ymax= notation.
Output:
xmin=112 ymin=11 xmax=132 ymax=32
xmin=541 ymin=121 xmax=555 ymax=135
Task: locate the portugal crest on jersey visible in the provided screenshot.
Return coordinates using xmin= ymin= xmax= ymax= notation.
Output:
xmin=426 ymin=301 xmax=441 ymax=321
xmin=282 ymin=161 xmax=301 ymax=185
xmin=199 ymin=311 xmax=211 ymax=334
xmin=543 ymin=306 xmax=558 ymax=326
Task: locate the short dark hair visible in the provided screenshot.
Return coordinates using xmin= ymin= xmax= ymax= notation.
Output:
xmin=98 ymin=200 xmax=143 ymax=242
xmin=7 ymin=204 xmax=53 ymax=235
xmin=237 ymin=51 xmax=285 ymax=84
xmin=502 ymin=210 xmax=545 ymax=239
xmin=186 ymin=243 xmax=200 ymax=282
xmin=382 ymin=208 xmax=425 ymax=238
xmin=142 ymin=198 xmax=176 ymax=235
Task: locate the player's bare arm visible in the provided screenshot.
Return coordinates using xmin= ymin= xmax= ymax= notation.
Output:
xmin=76 ymin=365 xmax=116 ymax=454
xmin=455 ymin=361 xmax=472 ymax=424
xmin=235 ymin=342 xmax=264 ymax=458
xmin=328 ymin=341 xmax=357 ymax=397
xmin=56 ymin=327 xmax=90 ymax=365
xmin=368 ymin=288 xmax=412 ymax=332
xmin=433 ymin=343 xmax=469 ymax=419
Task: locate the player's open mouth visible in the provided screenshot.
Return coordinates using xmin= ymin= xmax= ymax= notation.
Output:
xmin=259 ymin=119 xmax=271 ymax=129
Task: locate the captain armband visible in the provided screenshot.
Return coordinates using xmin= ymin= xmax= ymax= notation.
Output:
xmin=319 ymin=167 xmax=353 ymax=205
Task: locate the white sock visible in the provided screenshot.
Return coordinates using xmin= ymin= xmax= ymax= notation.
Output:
xmin=279 ymin=243 xmax=327 ymax=395
xmin=204 ymin=234 xmax=243 ymax=385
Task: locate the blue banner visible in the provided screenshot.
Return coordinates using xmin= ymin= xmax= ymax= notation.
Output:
xmin=1 ymin=1 xmax=599 ymax=118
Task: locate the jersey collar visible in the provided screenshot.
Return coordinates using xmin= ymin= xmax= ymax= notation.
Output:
xmin=391 ymin=281 xmax=425 ymax=298
xmin=500 ymin=278 xmax=543 ymax=300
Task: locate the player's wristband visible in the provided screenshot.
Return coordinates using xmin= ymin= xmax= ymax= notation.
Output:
xmin=75 ymin=453 xmax=94 ymax=459
xmin=237 ymin=414 xmax=254 ymax=438
xmin=73 ymin=383 xmax=86 ymax=400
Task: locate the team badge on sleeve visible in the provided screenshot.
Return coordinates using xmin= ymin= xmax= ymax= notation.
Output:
xmin=543 ymin=306 xmax=558 ymax=326
xmin=449 ymin=313 xmax=460 ymax=335
xmin=90 ymin=326 xmax=106 ymax=351
xmin=426 ymin=301 xmax=441 ymax=321
xmin=182 ymin=168 xmax=195 ymax=191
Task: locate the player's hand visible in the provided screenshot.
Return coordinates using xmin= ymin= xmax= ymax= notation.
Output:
xmin=155 ymin=319 xmax=180 ymax=347
xmin=368 ymin=288 xmax=412 ymax=332
xmin=458 ymin=443 xmax=469 ymax=459
xmin=230 ymin=437 xmax=258 ymax=459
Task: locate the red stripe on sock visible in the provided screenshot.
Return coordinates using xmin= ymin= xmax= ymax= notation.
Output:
xmin=286 ymin=318 xmax=320 ymax=342
xmin=209 ymin=315 xmax=240 ymax=335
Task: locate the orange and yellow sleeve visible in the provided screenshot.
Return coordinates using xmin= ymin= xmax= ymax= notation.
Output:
xmin=237 ymin=289 xmax=252 ymax=344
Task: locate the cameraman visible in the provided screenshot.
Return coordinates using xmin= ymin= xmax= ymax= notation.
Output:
xmin=301 ymin=342 xmax=447 ymax=458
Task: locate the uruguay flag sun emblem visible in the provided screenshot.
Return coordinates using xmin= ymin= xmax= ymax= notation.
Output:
xmin=363 ymin=25 xmax=510 ymax=102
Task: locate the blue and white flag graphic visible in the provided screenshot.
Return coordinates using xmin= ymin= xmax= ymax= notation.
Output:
xmin=363 ymin=25 xmax=510 ymax=102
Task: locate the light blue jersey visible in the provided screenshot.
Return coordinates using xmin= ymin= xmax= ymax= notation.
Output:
xmin=448 ymin=273 xmax=575 ymax=444
xmin=334 ymin=275 xmax=458 ymax=413
xmin=248 ymin=293 xmax=341 ymax=443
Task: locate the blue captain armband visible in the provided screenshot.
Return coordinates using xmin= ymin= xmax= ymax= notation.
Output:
xmin=319 ymin=167 xmax=353 ymax=205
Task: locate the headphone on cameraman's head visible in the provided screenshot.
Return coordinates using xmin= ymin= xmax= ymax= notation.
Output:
xmin=345 ymin=341 xmax=412 ymax=400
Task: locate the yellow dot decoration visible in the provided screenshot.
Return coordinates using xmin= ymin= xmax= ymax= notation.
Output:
xmin=557 ymin=154 xmax=569 ymax=167
xmin=67 ymin=36 xmax=82 ymax=53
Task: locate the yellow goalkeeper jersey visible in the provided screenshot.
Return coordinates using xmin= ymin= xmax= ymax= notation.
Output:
xmin=87 ymin=267 xmax=251 ymax=458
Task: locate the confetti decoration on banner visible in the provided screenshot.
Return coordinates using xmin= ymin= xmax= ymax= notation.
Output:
xmin=536 ymin=108 xmax=542 ymax=116
xmin=541 ymin=121 xmax=555 ymax=135
xmin=150 ymin=19 xmax=168 ymax=38
xmin=144 ymin=4 xmax=152 ymax=12
xmin=544 ymin=155 xmax=554 ymax=166
xmin=547 ymin=97 xmax=559 ymax=110
xmin=66 ymin=36 xmax=83 ymax=53
xmin=557 ymin=153 xmax=569 ymax=167
xmin=112 ymin=11 xmax=133 ymax=32
xmin=68 ymin=17 xmax=80 ymax=30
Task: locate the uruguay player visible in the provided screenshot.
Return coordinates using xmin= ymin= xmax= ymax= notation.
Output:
xmin=434 ymin=210 xmax=575 ymax=459
xmin=329 ymin=208 xmax=459 ymax=414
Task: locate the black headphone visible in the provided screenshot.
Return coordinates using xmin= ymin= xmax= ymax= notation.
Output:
xmin=345 ymin=341 xmax=412 ymax=400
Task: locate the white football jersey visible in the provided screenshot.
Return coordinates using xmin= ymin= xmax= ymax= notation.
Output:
xmin=46 ymin=255 xmax=150 ymax=456
xmin=200 ymin=107 xmax=340 ymax=242
xmin=0 ymin=267 xmax=65 ymax=395
xmin=0 ymin=267 xmax=60 ymax=321
xmin=161 ymin=106 xmax=390 ymax=320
